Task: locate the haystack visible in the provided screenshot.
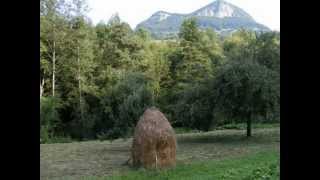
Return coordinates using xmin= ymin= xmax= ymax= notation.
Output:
xmin=131 ymin=107 xmax=176 ymax=169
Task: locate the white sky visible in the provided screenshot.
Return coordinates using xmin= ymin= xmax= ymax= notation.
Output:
xmin=86 ymin=0 xmax=280 ymax=31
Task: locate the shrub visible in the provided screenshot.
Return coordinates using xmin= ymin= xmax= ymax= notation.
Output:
xmin=40 ymin=125 xmax=51 ymax=144
xmin=40 ymin=97 xmax=61 ymax=142
xmin=173 ymin=83 xmax=214 ymax=131
xmin=97 ymin=72 xmax=156 ymax=140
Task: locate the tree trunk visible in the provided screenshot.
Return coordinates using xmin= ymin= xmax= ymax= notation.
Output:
xmin=40 ymin=78 xmax=45 ymax=98
xmin=247 ymin=115 xmax=252 ymax=137
xmin=52 ymin=40 xmax=56 ymax=97
xmin=77 ymin=46 xmax=83 ymax=119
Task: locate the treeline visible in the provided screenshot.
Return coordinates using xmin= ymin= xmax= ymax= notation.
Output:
xmin=40 ymin=0 xmax=280 ymax=142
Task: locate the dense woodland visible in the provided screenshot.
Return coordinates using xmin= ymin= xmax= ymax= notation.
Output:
xmin=40 ymin=0 xmax=280 ymax=143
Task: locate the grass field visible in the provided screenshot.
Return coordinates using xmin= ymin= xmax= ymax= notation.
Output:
xmin=40 ymin=126 xmax=280 ymax=180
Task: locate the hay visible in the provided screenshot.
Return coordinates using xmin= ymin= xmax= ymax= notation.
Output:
xmin=131 ymin=107 xmax=177 ymax=169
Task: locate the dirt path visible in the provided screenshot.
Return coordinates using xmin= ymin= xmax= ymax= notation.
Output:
xmin=40 ymin=128 xmax=279 ymax=180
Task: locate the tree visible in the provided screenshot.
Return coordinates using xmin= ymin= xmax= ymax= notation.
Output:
xmin=135 ymin=28 xmax=151 ymax=41
xmin=40 ymin=0 xmax=70 ymax=97
xmin=178 ymin=18 xmax=201 ymax=43
xmin=58 ymin=0 xmax=98 ymax=139
xmin=254 ymin=32 xmax=280 ymax=121
xmin=40 ymin=96 xmax=61 ymax=142
xmin=173 ymin=83 xmax=214 ymax=130
xmin=212 ymin=59 xmax=279 ymax=137
xmin=254 ymin=32 xmax=280 ymax=72
xmin=175 ymin=18 xmax=213 ymax=87
xmin=40 ymin=0 xmax=280 ymax=141
xmin=223 ymin=29 xmax=256 ymax=62
xmin=98 ymin=17 xmax=145 ymax=72
xmin=169 ymin=19 xmax=222 ymax=128
xmin=97 ymin=72 xmax=155 ymax=140
xmin=201 ymin=28 xmax=225 ymax=71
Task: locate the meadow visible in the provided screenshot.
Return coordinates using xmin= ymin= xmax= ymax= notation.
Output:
xmin=40 ymin=124 xmax=279 ymax=180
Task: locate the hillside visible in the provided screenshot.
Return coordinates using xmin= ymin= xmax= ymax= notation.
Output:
xmin=136 ymin=0 xmax=270 ymax=39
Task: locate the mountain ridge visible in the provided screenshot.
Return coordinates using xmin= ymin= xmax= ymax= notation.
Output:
xmin=136 ymin=0 xmax=270 ymax=39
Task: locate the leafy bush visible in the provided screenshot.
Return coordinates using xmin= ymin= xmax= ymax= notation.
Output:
xmin=40 ymin=125 xmax=51 ymax=144
xmin=97 ymin=72 xmax=155 ymax=140
xmin=40 ymin=97 xmax=61 ymax=142
xmin=173 ymin=84 xmax=215 ymax=131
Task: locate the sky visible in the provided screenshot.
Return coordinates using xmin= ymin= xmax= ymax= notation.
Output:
xmin=86 ymin=0 xmax=280 ymax=31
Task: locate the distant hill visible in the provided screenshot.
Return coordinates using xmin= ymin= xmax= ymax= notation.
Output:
xmin=136 ymin=0 xmax=270 ymax=39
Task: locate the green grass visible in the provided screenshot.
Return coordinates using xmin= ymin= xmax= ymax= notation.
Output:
xmin=174 ymin=127 xmax=202 ymax=134
xmin=41 ymin=123 xmax=280 ymax=144
xmin=41 ymin=136 xmax=73 ymax=144
xmin=41 ymin=127 xmax=279 ymax=180
xmin=214 ymin=122 xmax=280 ymax=131
xmin=174 ymin=123 xmax=280 ymax=134
xmin=81 ymin=151 xmax=279 ymax=180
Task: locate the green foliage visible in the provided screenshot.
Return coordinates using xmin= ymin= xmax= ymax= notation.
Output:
xmin=254 ymin=32 xmax=280 ymax=72
xmin=179 ymin=18 xmax=202 ymax=42
xmin=176 ymin=18 xmax=214 ymax=86
xmin=173 ymin=84 xmax=214 ymax=130
xmin=40 ymin=97 xmax=61 ymax=142
xmin=97 ymin=72 xmax=155 ymax=140
xmin=223 ymin=29 xmax=256 ymax=62
xmin=40 ymin=2 xmax=280 ymax=142
xmin=40 ymin=97 xmax=61 ymax=129
xmin=212 ymin=59 xmax=279 ymax=121
xmin=211 ymin=55 xmax=279 ymax=136
xmin=135 ymin=28 xmax=151 ymax=41
xmin=40 ymin=125 xmax=51 ymax=144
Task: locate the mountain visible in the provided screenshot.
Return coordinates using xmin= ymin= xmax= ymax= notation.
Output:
xmin=136 ymin=0 xmax=270 ymax=39
xmin=191 ymin=0 xmax=253 ymax=19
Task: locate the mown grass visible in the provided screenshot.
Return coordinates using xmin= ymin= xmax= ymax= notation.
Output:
xmin=215 ymin=123 xmax=279 ymax=131
xmin=40 ymin=123 xmax=280 ymax=144
xmin=174 ymin=123 xmax=279 ymax=134
xmin=41 ymin=127 xmax=279 ymax=180
xmin=78 ymin=151 xmax=279 ymax=180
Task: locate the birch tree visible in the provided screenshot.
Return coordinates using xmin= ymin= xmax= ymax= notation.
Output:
xmin=40 ymin=0 xmax=69 ymax=97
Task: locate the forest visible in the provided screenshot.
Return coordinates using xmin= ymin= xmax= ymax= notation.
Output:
xmin=40 ymin=0 xmax=280 ymax=143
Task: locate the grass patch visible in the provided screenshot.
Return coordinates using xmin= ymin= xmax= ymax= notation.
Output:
xmin=41 ymin=127 xmax=279 ymax=180
xmin=41 ymin=136 xmax=73 ymax=144
xmin=214 ymin=123 xmax=280 ymax=130
xmin=41 ymin=123 xmax=279 ymax=144
xmin=80 ymin=151 xmax=279 ymax=180
xmin=174 ymin=127 xmax=202 ymax=134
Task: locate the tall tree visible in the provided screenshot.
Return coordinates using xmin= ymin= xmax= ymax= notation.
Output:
xmin=175 ymin=18 xmax=213 ymax=87
xmin=223 ymin=29 xmax=256 ymax=62
xmin=254 ymin=32 xmax=280 ymax=72
xmin=59 ymin=0 xmax=97 ymax=139
xmin=40 ymin=0 xmax=69 ymax=97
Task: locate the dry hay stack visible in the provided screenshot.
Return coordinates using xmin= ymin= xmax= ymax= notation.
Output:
xmin=131 ymin=107 xmax=176 ymax=169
